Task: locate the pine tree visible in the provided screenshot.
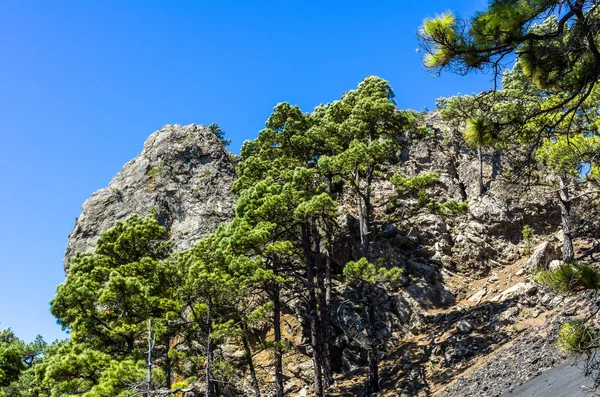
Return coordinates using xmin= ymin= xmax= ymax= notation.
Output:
xmin=235 ymin=102 xmax=334 ymax=396
xmin=536 ymin=134 xmax=600 ymax=262
xmin=343 ymin=258 xmax=402 ymax=395
xmin=234 ymin=175 xmax=306 ymax=396
xmin=419 ymin=0 xmax=600 ymax=119
xmin=463 ymin=118 xmax=497 ymax=195
xmin=176 ymin=233 xmax=242 ymax=397
xmin=49 ymin=214 xmax=178 ymax=394
xmin=0 ymin=329 xmax=44 ymax=394
xmin=235 ymin=78 xmax=419 ymax=395
xmin=317 ymin=76 xmax=416 ymax=258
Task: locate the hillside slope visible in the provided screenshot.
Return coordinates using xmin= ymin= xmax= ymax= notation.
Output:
xmin=63 ymin=116 xmax=597 ymax=396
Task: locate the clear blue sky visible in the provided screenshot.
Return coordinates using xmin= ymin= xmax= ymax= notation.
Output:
xmin=1 ymin=0 xmax=493 ymax=342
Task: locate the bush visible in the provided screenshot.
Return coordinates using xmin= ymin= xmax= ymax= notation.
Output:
xmin=426 ymin=199 xmax=469 ymax=217
xmin=577 ymin=263 xmax=600 ymax=290
xmin=535 ymin=264 xmax=576 ymax=291
xmin=557 ymin=320 xmax=597 ymax=353
xmin=534 ymin=263 xmax=600 ymax=292
xmin=208 ymin=123 xmax=232 ymax=147
xmin=522 ymin=225 xmax=533 ymax=256
xmin=391 ymin=172 xmax=439 ymax=194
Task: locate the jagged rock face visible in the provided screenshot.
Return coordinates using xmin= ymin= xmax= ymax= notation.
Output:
xmin=64 ymin=124 xmax=237 ymax=271
xmin=380 ymin=112 xmax=560 ymax=278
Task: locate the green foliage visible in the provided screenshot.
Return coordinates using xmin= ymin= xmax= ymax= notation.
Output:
xmin=391 ymin=172 xmax=439 ymax=195
xmin=420 ymin=12 xmax=459 ymax=69
xmin=0 ymin=329 xmax=45 ymax=396
xmin=534 ymin=263 xmax=600 ymax=292
xmin=208 ymin=122 xmax=232 ymax=147
xmin=96 ymin=214 xmax=172 ymax=263
xmin=417 ymin=189 xmax=429 ymax=207
xmin=212 ymin=360 xmax=236 ymax=382
xmin=425 ymin=199 xmax=469 ymax=217
xmin=390 ymin=171 xmax=468 ymax=217
xmin=463 ymin=118 xmax=496 ymax=149
xmin=438 ymin=62 xmax=600 ymax=187
xmin=422 ymin=1 xmax=600 ymax=178
xmin=23 ymin=77 xmax=426 ymax=396
xmin=522 ymin=225 xmax=533 ymax=256
xmin=232 ymin=77 xmax=418 ymax=394
xmin=343 ymin=257 xmax=402 ymax=284
xmin=315 ymin=76 xmax=415 ymax=180
xmin=522 ymin=225 xmax=533 ymax=241
xmin=419 ymin=1 xmax=600 ymax=95
xmin=0 ymin=329 xmax=47 ymax=397
xmin=537 ymin=134 xmax=600 ymax=178
xmin=0 ymin=367 xmax=36 ymax=397
xmin=49 ymin=213 xmax=177 ymax=393
xmin=421 ymin=0 xmax=600 ymax=212
xmin=535 ymin=265 xmax=576 ymax=292
xmin=52 ymin=216 xmax=175 ymax=348
xmin=0 ymin=330 xmax=26 ymax=387
xmin=35 ymin=341 xmax=145 ymax=397
xmin=148 ymin=165 xmax=163 ymax=178
xmin=576 ymin=264 xmax=600 ymax=290
xmin=245 ymin=302 xmax=273 ymax=329
xmin=556 ymin=320 xmax=597 ymax=354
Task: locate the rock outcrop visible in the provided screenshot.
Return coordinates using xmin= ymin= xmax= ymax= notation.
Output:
xmin=377 ymin=112 xmax=559 ymax=279
xmin=64 ymin=124 xmax=236 ymax=271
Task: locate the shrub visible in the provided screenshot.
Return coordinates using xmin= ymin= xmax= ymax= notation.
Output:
xmin=148 ymin=165 xmax=163 ymax=177
xmin=522 ymin=225 xmax=533 ymax=256
xmin=391 ymin=172 xmax=439 ymax=194
xmin=576 ymin=263 xmax=600 ymax=290
xmin=534 ymin=263 xmax=600 ymax=292
xmin=426 ymin=199 xmax=469 ymax=217
xmin=557 ymin=320 xmax=597 ymax=353
xmin=208 ymin=123 xmax=232 ymax=147
xmin=418 ymin=189 xmax=429 ymax=207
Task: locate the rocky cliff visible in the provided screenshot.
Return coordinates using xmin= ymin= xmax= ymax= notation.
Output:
xmin=64 ymin=124 xmax=237 ymax=271
xmin=64 ymin=116 xmax=592 ymax=396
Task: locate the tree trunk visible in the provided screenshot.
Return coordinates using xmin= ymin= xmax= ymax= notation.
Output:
xmin=366 ymin=346 xmax=380 ymax=395
xmin=165 ymin=335 xmax=172 ymax=389
xmin=558 ymin=177 xmax=575 ymax=262
xmin=355 ymin=170 xmax=371 ymax=259
xmin=302 ymin=223 xmax=324 ymax=397
xmin=126 ymin=335 xmax=134 ymax=353
xmin=147 ymin=319 xmax=152 ymax=396
xmin=364 ymin=287 xmax=380 ymax=395
xmin=324 ymin=175 xmax=335 ymax=386
xmin=273 ymin=282 xmax=284 ymax=397
xmin=356 ymin=191 xmax=371 ymax=260
xmin=320 ymin=254 xmax=334 ymax=387
xmin=205 ymin=298 xmax=215 ymax=397
xmin=478 ymin=147 xmax=485 ymax=196
xmin=357 ymin=195 xmax=369 ymax=258
xmin=241 ymin=324 xmax=262 ymax=397
xmin=325 ymin=247 xmax=333 ymax=322
xmin=312 ymin=221 xmax=333 ymax=387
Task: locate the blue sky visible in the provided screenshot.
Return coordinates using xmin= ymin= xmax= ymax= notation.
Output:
xmin=0 ymin=0 xmax=494 ymax=342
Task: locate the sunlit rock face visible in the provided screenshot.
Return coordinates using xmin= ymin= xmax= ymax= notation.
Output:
xmin=64 ymin=124 xmax=236 ymax=272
